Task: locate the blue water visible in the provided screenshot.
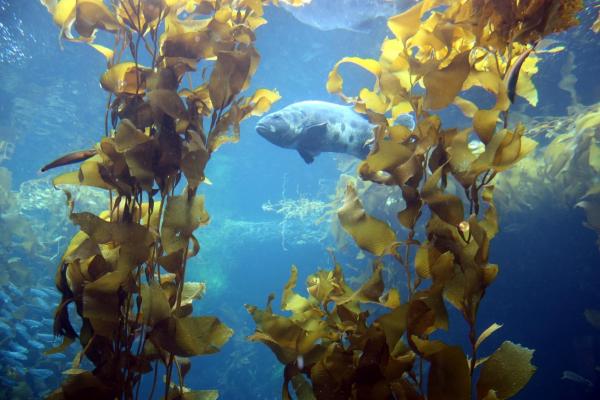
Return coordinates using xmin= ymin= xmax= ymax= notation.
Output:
xmin=1 ymin=1 xmax=599 ymax=399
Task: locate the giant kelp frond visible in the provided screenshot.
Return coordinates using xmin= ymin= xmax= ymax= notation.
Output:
xmin=40 ymin=0 xmax=279 ymax=398
xmin=248 ymin=0 xmax=584 ymax=399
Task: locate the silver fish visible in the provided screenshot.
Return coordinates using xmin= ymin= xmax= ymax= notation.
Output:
xmin=0 ymin=350 xmax=27 ymax=361
xmin=28 ymin=340 xmax=46 ymax=350
xmin=27 ymin=368 xmax=54 ymax=380
xmin=8 ymin=342 xmax=28 ymax=354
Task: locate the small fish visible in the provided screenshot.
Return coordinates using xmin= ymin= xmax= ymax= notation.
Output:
xmin=15 ymin=323 xmax=28 ymax=338
xmin=40 ymin=149 xmax=97 ymax=172
xmin=28 ymin=288 xmax=49 ymax=298
xmin=3 ymin=358 xmax=25 ymax=368
xmin=8 ymin=342 xmax=28 ymax=354
xmin=0 ymin=350 xmax=27 ymax=361
xmin=47 ymin=353 xmax=66 ymax=360
xmin=37 ymin=333 xmax=56 ymax=342
xmin=28 ymin=340 xmax=46 ymax=350
xmin=22 ymin=319 xmax=43 ymax=329
xmin=0 ymin=376 xmax=16 ymax=386
xmin=505 ymin=45 xmax=536 ymax=104
xmin=39 ymin=287 xmax=59 ymax=297
xmin=561 ymin=370 xmax=593 ymax=387
xmin=31 ymin=297 xmax=51 ymax=310
xmin=23 ymin=319 xmax=42 ymax=329
xmin=27 ymin=368 xmax=54 ymax=380
xmin=7 ymin=282 xmax=22 ymax=297
xmin=0 ymin=320 xmax=12 ymax=333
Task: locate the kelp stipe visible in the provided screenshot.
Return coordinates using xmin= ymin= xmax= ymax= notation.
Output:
xmin=247 ymin=0 xmax=585 ymax=399
xmin=39 ymin=0 xmax=279 ymax=398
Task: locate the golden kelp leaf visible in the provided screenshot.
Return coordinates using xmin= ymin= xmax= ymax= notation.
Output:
xmin=114 ymin=119 xmax=150 ymax=152
xmin=473 ymin=126 xmax=538 ymax=173
xmin=423 ymin=52 xmax=470 ymax=110
xmin=476 ymin=341 xmax=536 ymax=400
xmin=589 ymin=140 xmax=600 ymax=174
xmin=41 ymin=0 xmax=76 ymax=33
xmin=71 ymin=212 xmax=153 ymax=250
xmin=359 ymin=127 xmax=413 ymax=180
xmin=584 ymin=309 xmax=600 ymax=330
xmin=428 ymin=345 xmax=471 ymax=400
xmin=381 ymin=288 xmax=401 ymax=309
xmin=422 ymin=166 xmax=464 ymax=226
xmin=72 ymin=0 xmax=120 ymax=38
xmin=141 ymin=282 xmax=172 ymax=327
xmin=83 ymin=268 xmax=128 ymax=338
xmin=593 ymin=10 xmax=600 ymax=33
xmin=515 ymin=69 xmax=538 ymax=107
xmin=152 ymin=316 xmax=233 ymax=357
xmin=248 ymin=88 xmax=281 ymax=116
xmin=246 ymin=298 xmax=328 ymax=363
xmin=148 ymin=89 xmax=187 ymax=120
xmin=282 ymin=266 xmax=314 ymax=316
xmin=179 ymin=390 xmax=219 ymax=400
xmin=181 ymin=130 xmax=209 ymax=190
xmin=375 ymin=304 xmax=409 ymax=357
xmin=335 ymin=263 xmax=385 ymax=306
xmin=88 ymin=43 xmax=114 ymax=62
xmin=100 ymin=62 xmax=150 ymax=94
xmin=359 ymin=88 xmax=388 ymax=114
xmin=53 ymin=156 xmax=113 ymax=190
xmin=473 ymin=110 xmax=500 ymax=144
xmin=181 ymin=282 xmax=206 ymax=307
xmin=161 ymin=195 xmax=210 ymax=254
xmin=208 ymin=50 xmax=253 ymax=109
xmin=326 ymin=57 xmax=381 ymax=95
xmin=306 ymin=269 xmax=337 ymax=305
xmin=454 ymin=96 xmax=479 ymax=118
xmin=415 ymin=243 xmax=434 ymax=279
xmin=337 ymin=183 xmax=396 ymax=256
xmin=387 ymin=1 xmax=424 ymax=42
xmin=475 ymin=323 xmax=503 ymax=350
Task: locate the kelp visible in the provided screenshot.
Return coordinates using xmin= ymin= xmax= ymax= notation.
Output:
xmin=248 ymin=0 xmax=584 ymax=399
xmin=40 ymin=0 xmax=279 ymax=398
xmin=489 ymin=103 xmax=600 ymax=248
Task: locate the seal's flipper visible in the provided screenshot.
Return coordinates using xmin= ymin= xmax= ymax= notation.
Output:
xmin=298 ymin=149 xmax=315 ymax=164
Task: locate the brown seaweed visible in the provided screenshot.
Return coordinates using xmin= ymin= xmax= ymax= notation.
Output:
xmin=39 ymin=0 xmax=279 ymax=398
xmin=247 ymin=0 xmax=584 ymax=399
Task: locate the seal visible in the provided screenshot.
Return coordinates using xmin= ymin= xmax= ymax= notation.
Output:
xmin=256 ymin=101 xmax=377 ymax=163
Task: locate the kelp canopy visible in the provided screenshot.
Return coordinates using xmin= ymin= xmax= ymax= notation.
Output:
xmin=38 ymin=0 xmax=281 ymax=398
xmin=247 ymin=0 xmax=585 ymax=399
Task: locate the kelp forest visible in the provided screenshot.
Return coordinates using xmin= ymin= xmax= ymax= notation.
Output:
xmin=27 ymin=0 xmax=595 ymax=399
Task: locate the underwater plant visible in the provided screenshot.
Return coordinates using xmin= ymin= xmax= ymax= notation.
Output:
xmin=38 ymin=0 xmax=279 ymax=398
xmin=247 ymin=0 xmax=585 ymax=399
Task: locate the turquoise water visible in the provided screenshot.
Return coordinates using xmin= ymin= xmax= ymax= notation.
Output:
xmin=0 ymin=1 xmax=599 ymax=399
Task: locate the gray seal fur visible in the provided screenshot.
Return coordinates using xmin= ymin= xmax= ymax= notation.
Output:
xmin=255 ymin=100 xmax=376 ymax=163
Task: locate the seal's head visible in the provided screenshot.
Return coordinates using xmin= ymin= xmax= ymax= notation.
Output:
xmin=256 ymin=110 xmax=297 ymax=148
